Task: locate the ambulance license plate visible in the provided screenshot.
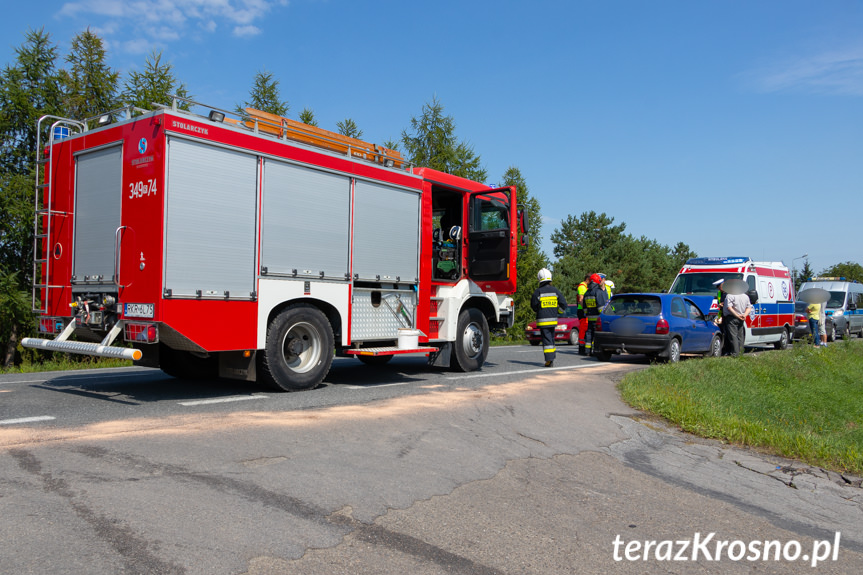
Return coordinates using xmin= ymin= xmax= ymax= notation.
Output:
xmin=124 ymin=303 xmax=154 ymax=318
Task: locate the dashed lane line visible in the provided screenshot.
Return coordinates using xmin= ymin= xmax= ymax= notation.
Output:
xmin=0 ymin=416 xmax=56 ymax=426
xmin=445 ymin=362 xmax=606 ymax=380
xmin=178 ymin=395 xmax=270 ymax=407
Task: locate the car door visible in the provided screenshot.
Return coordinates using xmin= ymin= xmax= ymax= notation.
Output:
xmin=670 ymin=297 xmax=695 ymax=351
xmin=685 ymin=298 xmax=714 ymax=351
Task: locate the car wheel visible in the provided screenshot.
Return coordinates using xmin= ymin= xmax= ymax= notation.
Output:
xmin=841 ymin=324 xmax=850 ymax=340
xmin=773 ymin=329 xmax=789 ymax=350
xmin=594 ymin=349 xmax=612 ymax=362
xmin=664 ymin=338 xmax=681 ymax=363
xmin=568 ymin=330 xmax=578 ymax=345
xmin=704 ymin=335 xmax=721 ymax=358
xmin=827 ymin=323 xmax=836 ymax=342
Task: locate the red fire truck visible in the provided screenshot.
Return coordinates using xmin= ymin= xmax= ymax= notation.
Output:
xmin=22 ymin=99 xmax=521 ymax=390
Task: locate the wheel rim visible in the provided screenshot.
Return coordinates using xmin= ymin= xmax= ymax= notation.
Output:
xmin=461 ymin=322 xmax=484 ymax=359
xmin=712 ymin=337 xmax=721 ymax=356
xmin=279 ymin=321 xmax=321 ymax=373
xmin=670 ymin=340 xmax=680 ymax=362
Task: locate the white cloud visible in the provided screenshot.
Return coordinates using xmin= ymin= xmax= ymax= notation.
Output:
xmin=743 ymin=47 xmax=863 ymax=96
xmin=233 ymin=25 xmax=262 ymax=38
xmin=57 ymin=0 xmax=287 ymax=53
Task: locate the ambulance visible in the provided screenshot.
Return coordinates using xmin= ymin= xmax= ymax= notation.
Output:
xmin=669 ymin=257 xmax=795 ymax=349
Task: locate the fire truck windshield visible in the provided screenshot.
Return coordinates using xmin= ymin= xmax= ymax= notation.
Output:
xmin=669 ymin=272 xmax=743 ymax=295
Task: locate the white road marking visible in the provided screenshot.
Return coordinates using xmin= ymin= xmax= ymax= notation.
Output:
xmin=445 ymin=363 xmax=605 ymax=380
xmin=0 ymin=416 xmax=56 ymax=425
xmin=344 ymin=382 xmax=412 ymax=390
xmin=179 ymin=395 xmax=269 ymax=406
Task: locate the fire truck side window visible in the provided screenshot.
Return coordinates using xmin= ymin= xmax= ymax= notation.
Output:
xmin=470 ymin=193 xmax=509 ymax=232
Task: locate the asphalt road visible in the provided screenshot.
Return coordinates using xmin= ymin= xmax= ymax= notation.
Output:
xmin=1 ymin=345 xmax=861 ymax=574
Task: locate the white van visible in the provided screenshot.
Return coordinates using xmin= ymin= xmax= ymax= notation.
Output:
xmin=798 ymin=278 xmax=863 ymax=339
xmin=669 ymin=257 xmax=795 ymax=349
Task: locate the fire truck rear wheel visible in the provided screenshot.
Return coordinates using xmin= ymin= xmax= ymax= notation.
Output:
xmin=450 ymin=307 xmax=489 ymax=372
xmin=260 ymin=304 xmax=334 ymax=391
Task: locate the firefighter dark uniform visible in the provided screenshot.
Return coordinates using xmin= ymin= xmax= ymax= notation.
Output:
xmin=582 ymin=274 xmax=608 ymax=356
xmin=531 ymin=269 xmax=567 ymax=367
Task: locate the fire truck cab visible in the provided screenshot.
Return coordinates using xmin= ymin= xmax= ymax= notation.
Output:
xmin=23 ymin=99 xmax=520 ymax=391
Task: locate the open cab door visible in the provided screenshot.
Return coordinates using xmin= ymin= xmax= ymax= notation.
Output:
xmin=467 ymin=186 xmax=517 ymax=294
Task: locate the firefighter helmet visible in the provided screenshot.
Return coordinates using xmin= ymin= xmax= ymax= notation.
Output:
xmin=538 ymin=268 xmax=552 ymax=283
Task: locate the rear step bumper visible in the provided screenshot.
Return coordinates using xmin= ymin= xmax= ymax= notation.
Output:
xmin=21 ymin=319 xmax=141 ymax=361
xmin=21 ymin=337 xmax=142 ymax=360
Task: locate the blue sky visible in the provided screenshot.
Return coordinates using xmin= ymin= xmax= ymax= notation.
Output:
xmin=3 ymin=0 xmax=861 ymax=277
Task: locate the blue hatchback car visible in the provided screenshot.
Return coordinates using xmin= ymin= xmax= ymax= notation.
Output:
xmin=592 ymin=293 xmax=721 ymax=362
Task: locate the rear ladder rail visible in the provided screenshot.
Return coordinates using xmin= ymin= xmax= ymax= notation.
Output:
xmin=32 ymin=115 xmax=85 ymax=313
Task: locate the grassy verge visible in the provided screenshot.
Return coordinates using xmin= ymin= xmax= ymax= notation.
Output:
xmin=0 ymin=356 xmax=132 ymax=375
xmin=618 ymin=340 xmax=863 ymax=475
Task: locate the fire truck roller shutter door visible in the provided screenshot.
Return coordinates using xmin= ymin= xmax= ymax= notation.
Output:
xmin=73 ymin=144 xmax=123 ymax=286
xmin=261 ymin=160 xmax=350 ymax=279
xmin=352 ymin=180 xmax=420 ymax=283
xmin=164 ymin=138 xmax=258 ymax=297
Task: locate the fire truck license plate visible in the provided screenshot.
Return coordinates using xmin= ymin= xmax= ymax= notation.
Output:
xmin=124 ymin=303 xmax=154 ymax=318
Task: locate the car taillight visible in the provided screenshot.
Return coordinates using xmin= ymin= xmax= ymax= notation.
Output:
xmin=795 ymin=314 xmax=806 ymax=324
xmin=656 ymin=319 xmax=669 ymax=335
xmin=596 ymin=317 xmax=603 ymax=332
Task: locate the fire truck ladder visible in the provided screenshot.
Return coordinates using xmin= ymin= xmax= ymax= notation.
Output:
xmin=32 ymin=115 xmax=85 ymax=314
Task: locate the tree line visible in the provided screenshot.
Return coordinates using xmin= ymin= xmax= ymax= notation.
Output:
xmin=1 ymin=27 xmax=860 ymax=367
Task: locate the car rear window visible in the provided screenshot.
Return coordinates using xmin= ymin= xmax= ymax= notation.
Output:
xmin=606 ymin=295 xmax=662 ymax=316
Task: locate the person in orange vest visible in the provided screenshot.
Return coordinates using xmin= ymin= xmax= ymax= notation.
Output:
xmin=531 ymin=268 xmax=567 ymax=367
xmin=576 ymin=274 xmax=591 ymax=356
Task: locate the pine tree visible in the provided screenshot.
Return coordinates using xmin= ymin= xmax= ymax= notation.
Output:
xmin=0 ymin=29 xmax=64 ymax=366
xmin=401 ymin=96 xmax=487 ymax=182
xmin=123 ymin=50 xmax=191 ymax=111
xmin=236 ymin=71 xmax=288 ymax=116
xmin=59 ymin=28 xmax=119 ymax=124
xmin=298 ymin=107 xmax=318 ymax=126
xmin=336 ymin=118 xmax=363 ymax=139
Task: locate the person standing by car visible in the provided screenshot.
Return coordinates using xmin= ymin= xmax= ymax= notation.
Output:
xmin=576 ymin=274 xmax=591 ymax=356
xmin=531 ymin=268 xmax=568 ymax=367
xmin=723 ymin=290 xmax=752 ymax=357
xmin=583 ymin=273 xmax=609 ymax=357
xmin=805 ymin=301 xmax=821 ymax=346
xmin=819 ymin=301 xmax=828 ymax=347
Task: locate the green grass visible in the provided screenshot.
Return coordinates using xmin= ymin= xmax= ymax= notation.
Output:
xmin=0 ymin=356 xmax=132 ymax=375
xmin=618 ymin=340 xmax=863 ymax=475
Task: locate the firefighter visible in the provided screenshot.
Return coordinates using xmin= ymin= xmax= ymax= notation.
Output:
xmin=531 ymin=268 xmax=567 ymax=367
xmin=583 ymin=273 xmax=608 ymax=356
xmin=575 ymin=274 xmax=591 ymax=356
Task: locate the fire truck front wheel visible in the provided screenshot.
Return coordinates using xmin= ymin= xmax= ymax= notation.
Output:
xmin=450 ymin=307 xmax=489 ymax=372
xmin=260 ymin=304 xmax=334 ymax=391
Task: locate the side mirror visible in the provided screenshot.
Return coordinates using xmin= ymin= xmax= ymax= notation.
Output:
xmin=517 ymin=207 xmax=529 ymax=234
xmin=849 ymin=302 xmax=858 ymax=310
xmin=747 ymin=289 xmax=759 ymax=304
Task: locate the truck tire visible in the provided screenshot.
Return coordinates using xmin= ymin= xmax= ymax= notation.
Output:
xmin=450 ymin=307 xmax=489 ymax=372
xmin=159 ymin=344 xmax=219 ymax=380
xmin=259 ymin=304 xmax=334 ymax=391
